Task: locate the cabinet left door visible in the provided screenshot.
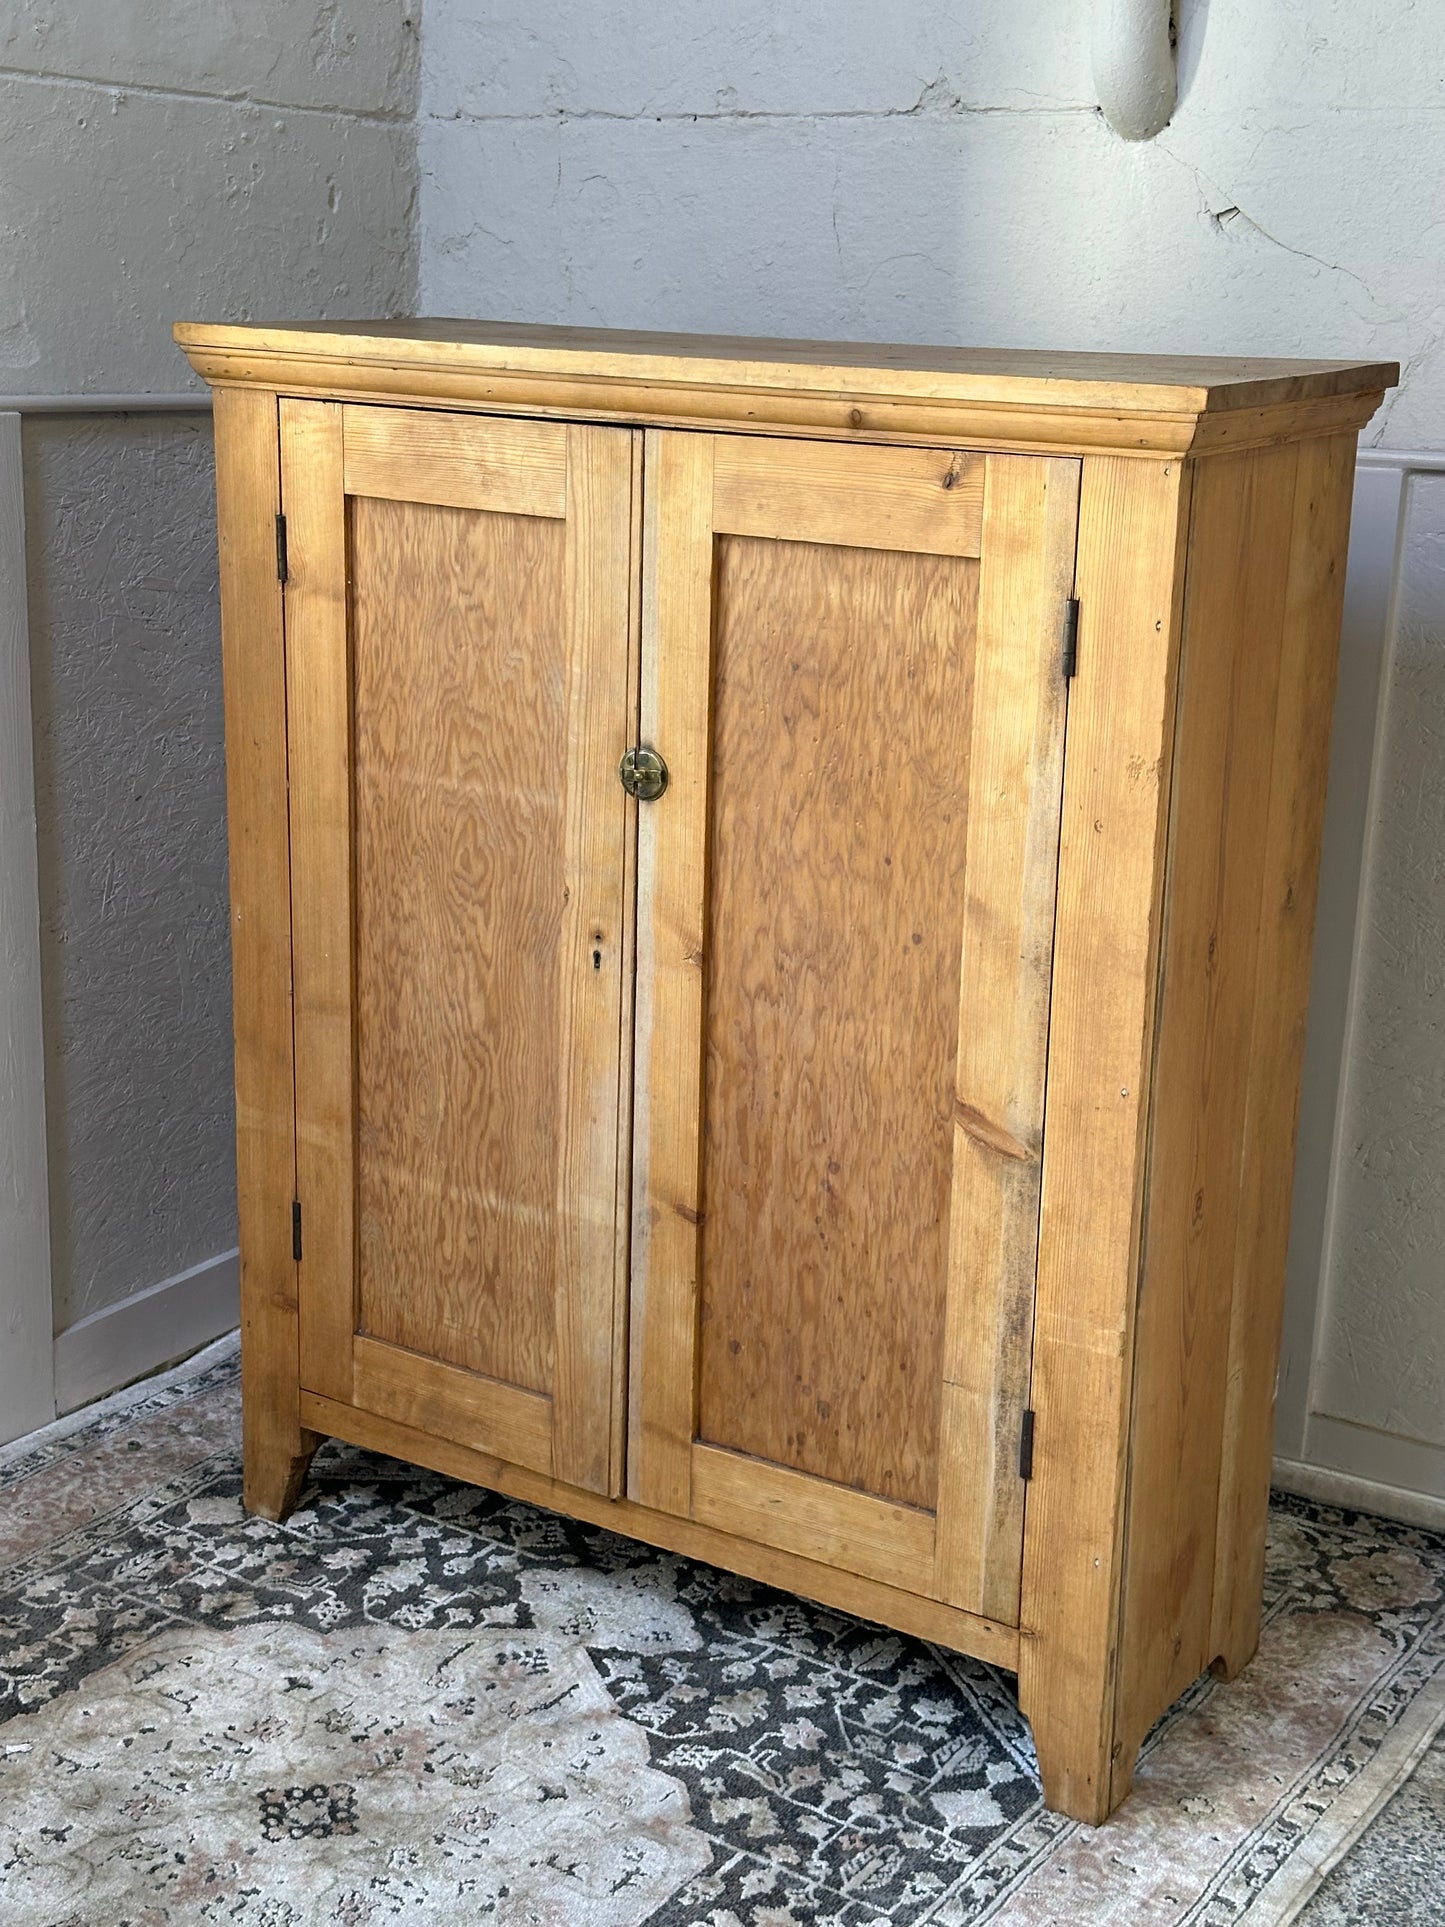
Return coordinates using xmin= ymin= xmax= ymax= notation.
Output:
xmin=280 ymin=400 xmax=640 ymax=1496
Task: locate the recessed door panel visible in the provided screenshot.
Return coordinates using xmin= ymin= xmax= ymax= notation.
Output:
xmin=697 ymin=534 xmax=978 ymax=1511
xmin=282 ymin=401 xmax=638 ymax=1495
xmin=351 ymin=495 xmax=566 ymax=1393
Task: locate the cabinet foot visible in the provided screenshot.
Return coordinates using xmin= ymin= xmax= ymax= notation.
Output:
xmin=1025 ymin=1711 xmax=1136 ymax=1825
xmin=244 ymin=1427 xmax=324 ymax=1522
xmin=1209 ymin=1583 xmax=1265 ymax=1682
xmin=1209 ymin=1631 xmax=1260 ymax=1684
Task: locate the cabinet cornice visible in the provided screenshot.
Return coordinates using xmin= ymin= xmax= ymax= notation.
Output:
xmin=175 ymin=320 xmax=1394 ymax=459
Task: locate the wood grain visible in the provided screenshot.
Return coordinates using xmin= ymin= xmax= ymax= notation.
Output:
xmin=179 ymin=327 xmax=1395 ymax=477
xmin=1110 ymin=445 xmax=1299 ymax=1777
xmin=301 ymin=1389 xmax=1021 ymax=1672
xmin=609 ymin=435 xmax=646 ymax=1489
xmin=695 ymin=533 xmax=978 ymax=1511
xmin=288 ymin=409 xmax=635 ymax=1493
xmin=550 ymin=423 xmax=639 ymax=1495
xmin=353 ymin=1333 xmax=553 ymax=1476
xmin=1018 ymin=454 xmax=1192 ymax=1823
xmin=691 ymin=1444 xmax=936 ymax=1591
xmin=186 ymin=370 xmax=1393 ymax=469
xmin=198 ymin=322 xmax=1372 ymax=1825
xmin=1209 ymin=433 xmax=1359 ymax=1674
xmin=934 ymin=453 xmax=1080 ymax=1623
xmin=626 ymin=428 xmax=716 ymax=1516
xmin=213 ymin=386 xmax=320 ymax=1518
xmin=350 ymin=494 xmax=567 ymax=1395
xmin=342 ymin=404 xmax=566 ymax=518
xmin=712 ymin=437 xmax=984 ymax=556
xmin=281 ymin=398 xmax=357 ymax=1410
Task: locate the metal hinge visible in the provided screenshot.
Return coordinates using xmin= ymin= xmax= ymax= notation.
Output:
xmin=1019 ymin=1408 xmax=1036 ymax=1482
xmin=291 ymin=1198 xmax=303 ymax=1263
xmin=1062 ymin=597 xmax=1080 ymax=680
xmin=275 ymin=512 xmax=289 ymax=585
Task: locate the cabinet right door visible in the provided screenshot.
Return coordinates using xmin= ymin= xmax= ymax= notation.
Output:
xmin=629 ymin=430 xmax=1080 ymax=1626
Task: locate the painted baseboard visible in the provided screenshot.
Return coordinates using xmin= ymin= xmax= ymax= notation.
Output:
xmin=1273 ymin=1453 xmax=1445 ymax=1533
xmin=52 ymin=1249 xmax=240 ymax=1416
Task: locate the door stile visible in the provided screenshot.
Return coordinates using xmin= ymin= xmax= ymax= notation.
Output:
xmin=627 ymin=428 xmax=717 ymax=1515
xmin=933 ymin=453 xmax=1081 ymax=1623
xmin=281 ymin=398 xmax=358 ymax=1407
xmin=610 ymin=432 xmax=646 ymax=1491
xmin=551 ymin=423 xmax=642 ymax=1495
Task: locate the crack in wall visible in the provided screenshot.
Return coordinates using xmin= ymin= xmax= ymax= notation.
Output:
xmin=1155 ymin=134 xmax=1395 ymax=316
xmin=423 ymin=73 xmax=1095 ymax=128
xmin=0 ymin=61 xmax=414 ymax=125
xmin=425 ymin=104 xmax=1097 ymax=124
xmin=1370 ymin=317 xmax=1445 ymax=444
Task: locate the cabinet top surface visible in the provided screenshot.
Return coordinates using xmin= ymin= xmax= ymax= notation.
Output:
xmin=175 ymin=317 xmax=1396 ymax=456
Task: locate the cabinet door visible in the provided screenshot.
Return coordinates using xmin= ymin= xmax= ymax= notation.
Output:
xmin=282 ymin=401 xmax=639 ymax=1496
xmin=630 ymin=431 xmax=1079 ymax=1623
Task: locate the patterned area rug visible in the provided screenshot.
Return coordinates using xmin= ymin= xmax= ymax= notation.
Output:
xmin=1294 ymin=1723 xmax=1445 ymax=1923
xmin=2 ymin=1337 xmax=1442 ymax=1925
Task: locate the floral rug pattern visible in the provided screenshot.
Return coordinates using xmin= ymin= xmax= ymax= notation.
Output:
xmin=1 ymin=1339 xmax=1442 ymax=1925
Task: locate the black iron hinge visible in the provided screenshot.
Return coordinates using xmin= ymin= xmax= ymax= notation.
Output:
xmin=275 ymin=511 xmax=289 ymax=585
xmin=1062 ymin=597 xmax=1080 ymax=680
xmin=291 ymin=1198 xmax=303 ymax=1263
xmin=1019 ymin=1407 xmax=1036 ymax=1482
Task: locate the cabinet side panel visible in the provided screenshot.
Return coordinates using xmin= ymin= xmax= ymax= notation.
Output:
xmin=213 ymin=387 xmax=312 ymax=1516
xmin=1210 ymin=432 xmax=1358 ymax=1671
xmin=1112 ymin=444 xmax=1301 ymax=1781
xmin=1019 ymin=455 xmax=1191 ymax=1824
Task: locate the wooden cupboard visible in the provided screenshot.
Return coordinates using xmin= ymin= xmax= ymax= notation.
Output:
xmin=175 ymin=319 xmax=1394 ymax=1822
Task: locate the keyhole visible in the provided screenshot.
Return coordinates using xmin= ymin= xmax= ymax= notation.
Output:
xmin=593 ymin=948 xmax=602 ymax=972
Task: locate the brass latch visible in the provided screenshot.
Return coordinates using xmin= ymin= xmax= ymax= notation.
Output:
xmin=619 ymin=746 xmax=669 ymax=802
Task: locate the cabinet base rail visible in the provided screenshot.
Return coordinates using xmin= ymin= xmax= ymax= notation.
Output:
xmin=292 ymin=1391 xmax=1022 ymax=1673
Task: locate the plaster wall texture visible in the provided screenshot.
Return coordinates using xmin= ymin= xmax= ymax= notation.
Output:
xmin=23 ymin=416 xmax=229 ymax=1333
xmin=3 ymin=5 xmax=421 ymax=1344
xmin=419 ymin=0 xmax=1445 ymax=1493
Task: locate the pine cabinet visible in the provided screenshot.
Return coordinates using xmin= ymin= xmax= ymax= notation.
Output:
xmin=176 ymin=319 xmax=1393 ymax=1822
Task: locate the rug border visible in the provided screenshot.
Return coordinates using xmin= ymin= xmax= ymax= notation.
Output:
xmin=1240 ymin=1670 xmax=1445 ymax=1927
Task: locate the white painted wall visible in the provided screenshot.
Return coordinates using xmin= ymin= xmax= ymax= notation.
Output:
xmin=0 ymin=2 xmax=420 ymax=1434
xmin=419 ymin=0 xmax=1445 ymax=1512
xmin=1291 ymin=466 xmax=1445 ymax=1519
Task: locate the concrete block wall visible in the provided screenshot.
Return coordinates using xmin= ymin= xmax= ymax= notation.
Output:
xmin=418 ymin=0 xmax=1445 ymax=1515
xmin=0 ymin=1 xmax=420 ymax=393
xmin=417 ymin=0 xmax=1431 ymax=420
xmin=0 ymin=2 xmax=420 ymax=1429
